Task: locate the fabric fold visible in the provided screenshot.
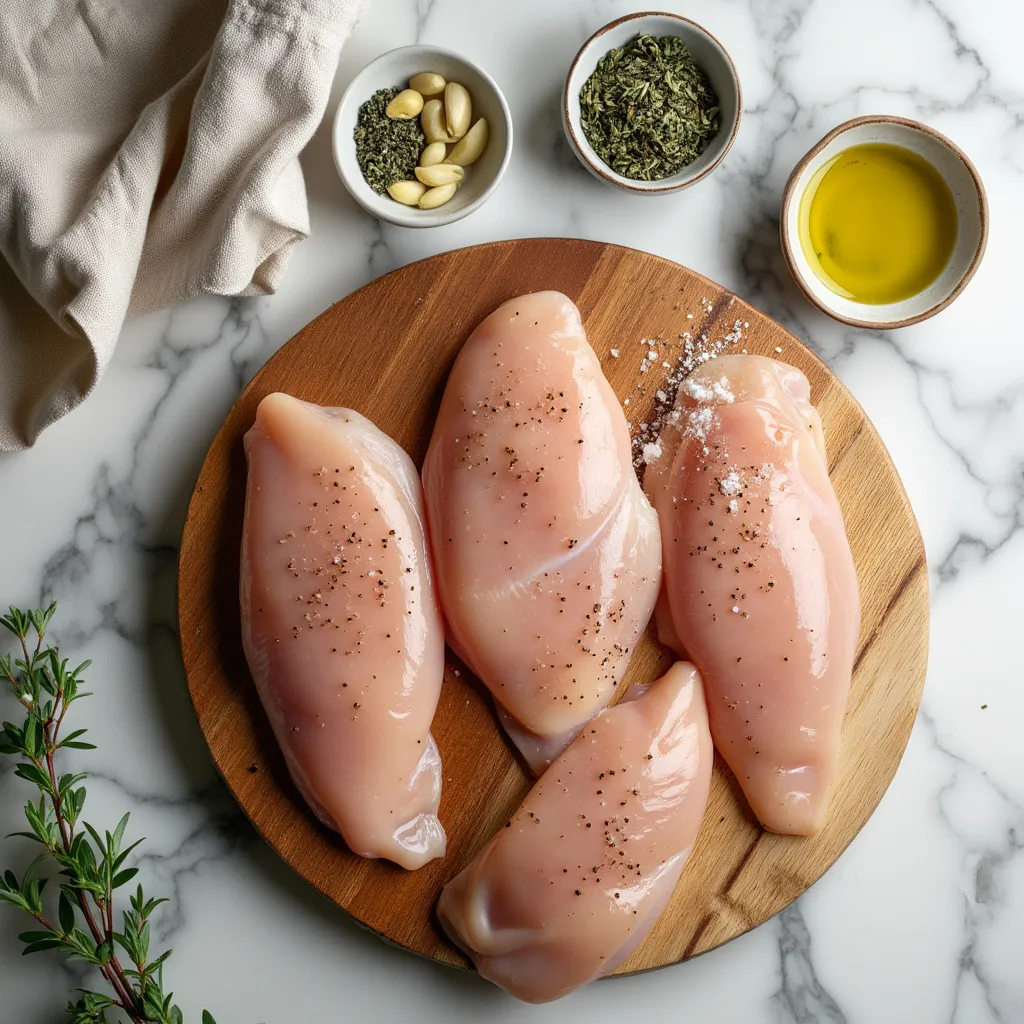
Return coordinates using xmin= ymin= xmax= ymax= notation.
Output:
xmin=0 ymin=0 xmax=371 ymax=450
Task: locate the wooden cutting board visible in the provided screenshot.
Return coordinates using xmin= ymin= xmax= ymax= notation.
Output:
xmin=178 ymin=238 xmax=928 ymax=976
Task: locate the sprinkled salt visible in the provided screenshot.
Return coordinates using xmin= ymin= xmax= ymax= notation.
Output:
xmin=648 ymin=350 xmax=658 ymax=360
xmin=774 ymin=347 xmax=783 ymax=354
xmin=719 ymin=472 xmax=742 ymax=497
xmin=732 ymin=605 xmax=740 ymax=614
xmin=642 ymin=440 xmax=663 ymax=464
xmin=610 ymin=348 xmax=620 ymax=358
xmin=728 ymin=499 xmax=738 ymax=513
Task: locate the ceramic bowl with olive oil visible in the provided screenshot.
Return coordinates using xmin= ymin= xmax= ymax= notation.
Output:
xmin=781 ymin=116 xmax=987 ymax=329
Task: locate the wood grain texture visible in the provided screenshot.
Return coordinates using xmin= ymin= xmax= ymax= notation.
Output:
xmin=178 ymin=238 xmax=928 ymax=975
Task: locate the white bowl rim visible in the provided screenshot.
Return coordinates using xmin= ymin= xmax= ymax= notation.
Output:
xmin=562 ymin=10 xmax=742 ymax=194
xmin=332 ymin=44 xmax=513 ymax=229
xmin=780 ymin=114 xmax=989 ymax=329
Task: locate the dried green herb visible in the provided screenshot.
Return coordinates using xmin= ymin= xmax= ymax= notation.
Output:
xmin=579 ymin=34 xmax=722 ymax=182
xmin=354 ymin=87 xmax=426 ymax=196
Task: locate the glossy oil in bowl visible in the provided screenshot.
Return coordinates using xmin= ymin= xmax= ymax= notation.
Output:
xmin=782 ymin=116 xmax=987 ymax=328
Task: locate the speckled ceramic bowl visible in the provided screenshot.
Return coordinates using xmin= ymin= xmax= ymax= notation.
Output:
xmin=562 ymin=12 xmax=741 ymax=194
xmin=781 ymin=115 xmax=988 ymax=329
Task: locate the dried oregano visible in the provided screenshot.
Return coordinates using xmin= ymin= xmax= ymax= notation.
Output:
xmin=579 ymin=35 xmax=722 ymax=182
xmin=354 ymin=88 xmax=426 ymax=196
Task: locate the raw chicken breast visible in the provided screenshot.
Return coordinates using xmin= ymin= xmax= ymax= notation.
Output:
xmin=644 ymin=355 xmax=860 ymax=835
xmin=422 ymin=292 xmax=661 ymax=773
xmin=437 ymin=662 xmax=712 ymax=1003
xmin=240 ymin=393 xmax=446 ymax=869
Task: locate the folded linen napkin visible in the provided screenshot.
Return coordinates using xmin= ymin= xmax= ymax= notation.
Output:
xmin=0 ymin=0 xmax=371 ymax=450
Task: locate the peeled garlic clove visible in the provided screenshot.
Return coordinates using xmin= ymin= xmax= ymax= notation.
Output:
xmin=422 ymin=99 xmax=456 ymax=143
xmin=448 ymin=118 xmax=489 ymax=166
xmin=388 ymin=180 xmax=428 ymax=205
xmin=409 ymin=73 xmax=446 ymax=100
xmin=419 ymin=142 xmax=448 ymax=167
xmin=418 ymin=182 xmax=458 ymax=209
xmin=386 ymin=89 xmax=424 ymax=120
xmin=444 ymin=82 xmax=472 ymax=139
xmin=415 ymin=163 xmax=465 ymax=187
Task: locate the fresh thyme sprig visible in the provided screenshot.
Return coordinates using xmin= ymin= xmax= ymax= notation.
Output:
xmin=0 ymin=604 xmax=217 ymax=1024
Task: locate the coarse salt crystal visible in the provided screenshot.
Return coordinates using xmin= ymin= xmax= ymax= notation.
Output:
xmin=719 ymin=472 xmax=742 ymax=496
xmin=642 ymin=440 xmax=663 ymax=464
xmin=774 ymin=347 xmax=783 ymax=354
xmin=648 ymin=350 xmax=658 ymax=360
xmin=656 ymin=390 xmax=667 ymax=402
xmin=712 ymin=379 xmax=734 ymax=402
xmin=732 ymin=605 xmax=740 ymax=614
xmin=610 ymin=348 xmax=620 ymax=358
xmin=729 ymin=499 xmax=738 ymax=513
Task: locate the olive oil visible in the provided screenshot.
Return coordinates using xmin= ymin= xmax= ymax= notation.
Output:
xmin=798 ymin=143 xmax=957 ymax=304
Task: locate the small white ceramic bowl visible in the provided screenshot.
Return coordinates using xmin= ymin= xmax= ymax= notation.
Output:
xmin=563 ymin=12 xmax=741 ymax=194
xmin=333 ymin=45 xmax=512 ymax=228
xmin=781 ymin=115 xmax=988 ymax=329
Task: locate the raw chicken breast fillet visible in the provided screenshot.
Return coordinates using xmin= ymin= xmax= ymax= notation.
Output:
xmin=240 ymin=393 xmax=446 ymax=869
xmin=644 ymin=354 xmax=860 ymax=835
xmin=422 ymin=292 xmax=662 ymax=773
xmin=437 ymin=661 xmax=712 ymax=1003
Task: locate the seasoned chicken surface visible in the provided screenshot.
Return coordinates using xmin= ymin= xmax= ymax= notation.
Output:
xmin=240 ymin=393 xmax=446 ymax=869
xmin=422 ymin=292 xmax=661 ymax=773
xmin=437 ymin=662 xmax=712 ymax=1003
xmin=644 ymin=355 xmax=860 ymax=835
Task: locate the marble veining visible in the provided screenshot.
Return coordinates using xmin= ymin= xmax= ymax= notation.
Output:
xmin=2 ymin=0 xmax=1022 ymax=1021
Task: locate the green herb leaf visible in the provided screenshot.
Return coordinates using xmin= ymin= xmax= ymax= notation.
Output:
xmin=14 ymin=762 xmax=53 ymax=793
xmin=59 ymin=890 xmax=76 ymax=934
xmin=112 ymin=868 xmax=139 ymax=889
xmin=22 ymin=936 xmax=62 ymax=955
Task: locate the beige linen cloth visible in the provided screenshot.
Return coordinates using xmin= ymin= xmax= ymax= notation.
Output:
xmin=0 ymin=0 xmax=371 ymax=450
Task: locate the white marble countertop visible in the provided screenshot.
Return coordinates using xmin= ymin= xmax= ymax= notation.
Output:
xmin=3 ymin=0 xmax=1022 ymax=1021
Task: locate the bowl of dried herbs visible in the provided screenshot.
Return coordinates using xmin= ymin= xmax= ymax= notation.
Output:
xmin=563 ymin=13 xmax=741 ymax=193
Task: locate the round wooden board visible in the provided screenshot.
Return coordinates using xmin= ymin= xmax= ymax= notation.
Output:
xmin=179 ymin=238 xmax=928 ymax=976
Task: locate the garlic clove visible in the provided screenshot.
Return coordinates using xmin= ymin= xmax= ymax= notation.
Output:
xmin=409 ymin=73 xmax=446 ymax=100
xmin=386 ymin=89 xmax=425 ymax=120
xmin=444 ymin=82 xmax=472 ymax=140
xmin=419 ymin=142 xmax=448 ymax=168
xmin=418 ymin=182 xmax=458 ymax=209
xmin=448 ymin=118 xmax=489 ymax=166
xmin=421 ymin=99 xmax=456 ymax=144
xmin=387 ymin=180 xmax=429 ymax=205
xmin=414 ymin=163 xmax=465 ymax=187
